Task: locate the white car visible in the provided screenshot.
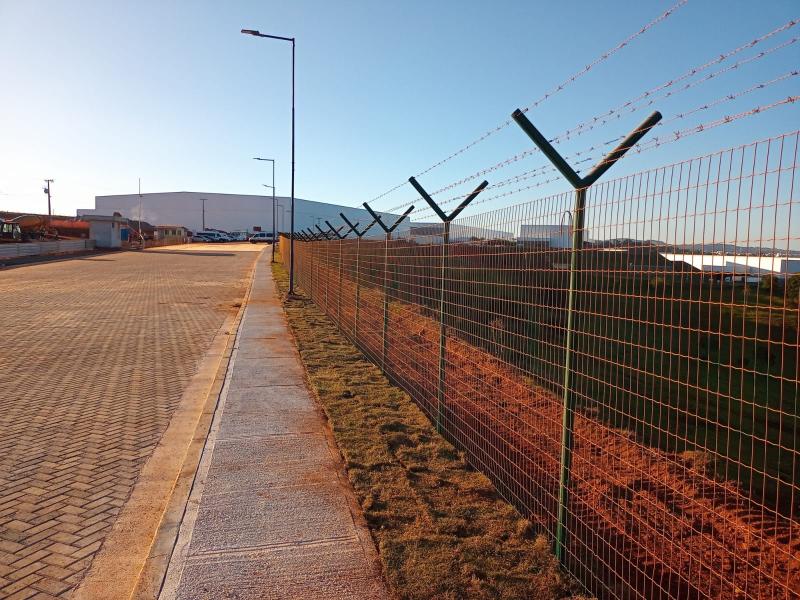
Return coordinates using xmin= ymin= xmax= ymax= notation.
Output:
xmin=249 ymin=232 xmax=274 ymax=244
xmin=196 ymin=231 xmax=228 ymax=243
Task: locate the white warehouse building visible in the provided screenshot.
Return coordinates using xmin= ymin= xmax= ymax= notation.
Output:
xmin=78 ymin=191 xmax=407 ymax=238
xmin=660 ymin=252 xmax=800 ymax=278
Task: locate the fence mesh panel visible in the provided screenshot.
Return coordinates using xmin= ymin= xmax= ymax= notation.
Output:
xmin=281 ymin=130 xmax=800 ymax=600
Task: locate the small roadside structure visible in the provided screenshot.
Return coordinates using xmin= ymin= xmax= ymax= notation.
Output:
xmin=154 ymin=225 xmax=189 ymax=245
xmin=84 ymin=213 xmax=127 ymax=248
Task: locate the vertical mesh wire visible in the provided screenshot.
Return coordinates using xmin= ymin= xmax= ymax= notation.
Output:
xmin=280 ymin=130 xmax=800 ymax=599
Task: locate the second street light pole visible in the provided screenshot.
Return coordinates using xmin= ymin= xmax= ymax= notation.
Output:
xmin=254 ymin=157 xmax=277 ymax=263
xmin=262 ymin=183 xmax=276 ymax=262
xmin=242 ymin=28 xmax=296 ymax=295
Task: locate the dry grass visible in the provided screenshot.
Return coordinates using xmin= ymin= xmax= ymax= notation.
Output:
xmin=272 ymin=262 xmax=586 ymax=600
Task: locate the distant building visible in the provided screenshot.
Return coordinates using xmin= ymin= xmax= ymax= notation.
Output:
xmin=409 ymin=222 xmax=514 ymax=244
xmin=517 ymin=224 xmax=572 ymax=248
xmin=154 ymin=225 xmax=189 ymax=245
xmin=660 ymin=253 xmax=800 ymax=279
xmin=78 ymin=191 xmax=406 ymax=237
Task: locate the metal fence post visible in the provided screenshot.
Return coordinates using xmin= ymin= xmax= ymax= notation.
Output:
xmin=325 ymin=237 xmax=329 ymax=313
xmin=409 ymin=177 xmax=488 ymax=434
xmin=362 ymin=204 xmax=415 ymax=375
xmin=338 ymin=237 xmax=343 ymax=323
xmin=341 ymin=213 xmax=377 ymax=344
xmin=325 ymin=221 xmax=347 ymax=326
xmin=438 ymin=220 xmax=450 ymax=433
xmin=355 ymin=235 xmax=361 ymax=338
xmin=307 ymin=228 xmax=319 ymax=300
xmin=512 ymin=107 xmax=661 ymax=564
xmin=309 ymin=231 xmax=315 ymax=298
xmin=382 ymin=231 xmax=391 ymax=371
xmin=314 ymin=224 xmax=335 ymax=314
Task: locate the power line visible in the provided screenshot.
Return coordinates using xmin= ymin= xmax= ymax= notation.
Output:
xmin=387 ymin=21 xmax=799 ymax=214
xmin=363 ymin=0 xmax=689 ymax=207
xmin=413 ymin=95 xmax=799 ymax=218
xmin=557 ymin=25 xmax=798 ymax=142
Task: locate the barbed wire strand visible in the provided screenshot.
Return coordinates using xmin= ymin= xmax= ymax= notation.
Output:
xmin=402 ymin=68 xmax=800 ymax=215
xmin=412 ymin=95 xmax=799 ymax=218
xmin=362 ymin=0 xmax=690 ymax=207
xmin=386 ymin=24 xmax=799 ymax=213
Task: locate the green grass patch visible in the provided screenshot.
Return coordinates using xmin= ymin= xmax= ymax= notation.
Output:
xmin=272 ymin=261 xmax=585 ymax=600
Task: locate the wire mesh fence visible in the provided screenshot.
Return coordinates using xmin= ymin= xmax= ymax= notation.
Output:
xmin=280 ymin=130 xmax=800 ymax=600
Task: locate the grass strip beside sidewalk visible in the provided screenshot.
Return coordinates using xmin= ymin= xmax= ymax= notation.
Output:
xmin=273 ymin=262 xmax=584 ymax=600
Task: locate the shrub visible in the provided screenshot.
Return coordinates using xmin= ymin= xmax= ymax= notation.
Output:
xmin=649 ymin=276 xmax=668 ymax=291
xmin=759 ymin=274 xmax=782 ymax=296
xmin=786 ymin=273 xmax=800 ymax=305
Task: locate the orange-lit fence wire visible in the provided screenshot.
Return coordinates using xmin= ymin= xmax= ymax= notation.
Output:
xmin=280 ymin=130 xmax=800 ymax=600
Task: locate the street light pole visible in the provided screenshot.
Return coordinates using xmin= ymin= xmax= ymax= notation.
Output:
xmin=254 ymin=157 xmax=276 ymax=263
xmin=242 ymin=28 xmax=296 ymax=295
xmin=262 ymin=183 xmax=276 ymax=263
xmin=138 ymin=178 xmax=143 ymax=244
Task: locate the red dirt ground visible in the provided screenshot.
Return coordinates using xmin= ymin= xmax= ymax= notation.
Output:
xmin=298 ymin=250 xmax=800 ymax=600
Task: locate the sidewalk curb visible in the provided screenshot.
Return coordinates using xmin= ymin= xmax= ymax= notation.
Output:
xmin=72 ymin=250 xmax=263 ymax=600
xmin=273 ymin=271 xmax=392 ymax=598
xmin=156 ymin=264 xmax=256 ymax=599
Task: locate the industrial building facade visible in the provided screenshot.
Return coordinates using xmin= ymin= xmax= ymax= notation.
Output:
xmin=78 ymin=191 xmax=406 ymax=237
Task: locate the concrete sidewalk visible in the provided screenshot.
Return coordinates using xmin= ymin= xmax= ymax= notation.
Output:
xmin=160 ymin=254 xmax=389 ymax=599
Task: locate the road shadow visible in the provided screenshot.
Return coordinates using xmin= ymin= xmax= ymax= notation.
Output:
xmin=0 ymin=250 xmax=117 ymax=270
xmin=145 ymin=250 xmax=238 ymax=257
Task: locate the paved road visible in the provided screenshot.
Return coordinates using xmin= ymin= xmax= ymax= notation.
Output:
xmin=161 ymin=254 xmax=388 ymax=600
xmin=0 ymin=244 xmax=260 ymax=599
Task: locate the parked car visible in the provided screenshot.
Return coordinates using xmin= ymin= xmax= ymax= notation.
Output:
xmin=229 ymin=231 xmax=249 ymax=241
xmin=249 ymin=232 xmax=274 ymax=244
xmin=194 ymin=231 xmax=228 ymax=243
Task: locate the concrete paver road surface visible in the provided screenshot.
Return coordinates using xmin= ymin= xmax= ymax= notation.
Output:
xmin=0 ymin=244 xmax=260 ymax=599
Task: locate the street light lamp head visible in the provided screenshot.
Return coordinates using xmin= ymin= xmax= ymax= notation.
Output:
xmin=241 ymin=29 xmax=261 ymax=36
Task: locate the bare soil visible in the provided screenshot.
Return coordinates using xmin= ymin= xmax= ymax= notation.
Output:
xmin=306 ymin=259 xmax=800 ymax=600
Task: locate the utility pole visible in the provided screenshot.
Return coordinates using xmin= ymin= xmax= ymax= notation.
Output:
xmin=43 ymin=179 xmax=53 ymax=225
xmin=138 ymin=178 xmax=143 ymax=241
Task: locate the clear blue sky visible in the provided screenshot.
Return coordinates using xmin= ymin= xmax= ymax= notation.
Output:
xmin=0 ymin=0 xmax=797 ymax=220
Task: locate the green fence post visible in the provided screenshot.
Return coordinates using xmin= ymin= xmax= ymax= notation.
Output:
xmin=408 ymin=177 xmax=489 ymax=434
xmin=382 ymin=232 xmax=391 ymax=372
xmin=309 ymin=232 xmax=315 ymax=299
xmin=341 ymin=213 xmax=377 ymax=345
xmin=338 ymin=238 xmax=343 ymax=324
xmin=554 ymin=186 xmax=585 ymax=561
xmin=512 ymin=107 xmax=662 ymax=564
xmin=362 ymin=205 xmax=415 ymax=375
xmin=314 ymin=224 xmax=334 ymax=315
xmin=437 ymin=220 xmax=450 ymax=433
xmin=355 ymin=236 xmax=361 ymax=339
xmin=325 ymin=221 xmax=347 ymax=326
